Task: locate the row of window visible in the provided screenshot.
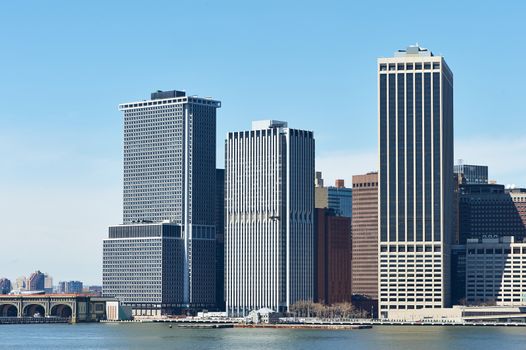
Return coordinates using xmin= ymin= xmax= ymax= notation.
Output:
xmin=379 ymin=62 xmax=440 ymax=71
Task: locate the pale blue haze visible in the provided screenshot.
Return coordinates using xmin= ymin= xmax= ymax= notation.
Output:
xmin=0 ymin=0 xmax=525 ymax=284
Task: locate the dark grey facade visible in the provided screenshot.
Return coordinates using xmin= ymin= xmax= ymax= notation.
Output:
xmin=103 ymin=90 xmax=220 ymax=314
xmin=454 ymin=164 xmax=488 ymax=185
xmin=103 ymin=222 xmax=215 ymax=315
xmin=459 ymin=184 xmax=526 ymax=242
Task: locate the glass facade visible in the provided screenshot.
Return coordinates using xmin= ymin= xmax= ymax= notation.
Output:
xmin=454 ymin=164 xmax=489 ymax=185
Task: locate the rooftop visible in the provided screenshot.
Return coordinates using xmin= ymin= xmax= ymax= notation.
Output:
xmin=251 ymin=120 xmax=288 ymax=130
xmin=394 ymin=44 xmax=433 ymax=57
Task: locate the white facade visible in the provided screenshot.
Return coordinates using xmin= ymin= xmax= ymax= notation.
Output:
xmin=225 ymin=120 xmax=315 ymax=316
xmin=378 ymin=45 xmax=454 ymax=317
xmin=466 ymin=237 xmax=526 ymax=306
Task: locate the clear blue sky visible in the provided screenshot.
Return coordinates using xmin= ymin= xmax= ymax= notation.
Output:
xmin=1 ymin=0 xmax=525 ymax=284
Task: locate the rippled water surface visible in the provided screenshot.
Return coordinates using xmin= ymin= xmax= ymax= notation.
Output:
xmin=1 ymin=323 xmax=526 ymax=349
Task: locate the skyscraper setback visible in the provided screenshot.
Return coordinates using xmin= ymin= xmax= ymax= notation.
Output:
xmin=103 ymin=90 xmax=221 ymax=315
xmin=378 ymin=45 xmax=454 ymax=316
xmin=225 ymin=120 xmax=315 ymax=316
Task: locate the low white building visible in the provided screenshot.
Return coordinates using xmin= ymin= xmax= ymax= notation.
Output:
xmin=387 ymin=305 xmax=526 ymax=323
xmin=248 ymin=308 xmax=281 ymax=324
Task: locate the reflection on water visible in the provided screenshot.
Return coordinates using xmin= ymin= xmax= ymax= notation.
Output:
xmin=1 ymin=324 xmax=525 ymax=350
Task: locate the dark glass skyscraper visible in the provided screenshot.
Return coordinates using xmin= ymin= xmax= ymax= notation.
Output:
xmin=378 ymin=45 xmax=454 ymax=317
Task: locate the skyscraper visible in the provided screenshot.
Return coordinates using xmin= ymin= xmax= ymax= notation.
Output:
xmin=351 ymin=172 xmax=378 ymax=310
xmin=378 ymin=45 xmax=454 ymax=317
xmin=225 ymin=120 xmax=315 ymax=316
xmin=103 ymin=90 xmax=220 ymax=315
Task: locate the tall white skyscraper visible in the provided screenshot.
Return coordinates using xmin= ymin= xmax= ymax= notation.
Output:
xmin=378 ymin=45 xmax=454 ymax=317
xmin=225 ymin=120 xmax=315 ymax=316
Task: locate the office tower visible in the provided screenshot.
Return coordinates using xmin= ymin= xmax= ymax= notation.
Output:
xmin=315 ymin=172 xmax=353 ymax=218
xmin=27 ymin=271 xmax=45 ymax=291
xmin=454 ymin=163 xmax=488 ymax=185
xmin=120 ymin=90 xmax=220 ymax=225
xmin=215 ymin=168 xmax=225 ymax=310
xmin=459 ymin=184 xmax=526 ymax=242
xmin=225 ymin=120 xmax=315 ymax=316
xmin=103 ymin=90 xmax=220 ymax=315
xmin=378 ymin=45 xmax=454 ymax=317
xmin=0 ymin=278 xmax=11 ymax=294
xmin=314 ymin=208 xmax=352 ymax=305
xmin=465 ymin=236 xmax=526 ymax=306
xmin=351 ymin=172 xmax=379 ymax=309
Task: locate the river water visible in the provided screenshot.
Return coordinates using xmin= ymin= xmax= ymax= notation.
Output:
xmin=1 ymin=323 xmax=525 ymax=349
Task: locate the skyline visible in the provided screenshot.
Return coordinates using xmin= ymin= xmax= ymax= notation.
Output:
xmin=1 ymin=0 xmax=526 ymax=284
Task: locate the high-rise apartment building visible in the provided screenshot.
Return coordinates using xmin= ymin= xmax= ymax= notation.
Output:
xmin=454 ymin=163 xmax=488 ymax=185
xmin=351 ymin=172 xmax=379 ymax=307
xmin=103 ymin=90 xmax=220 ymax=315
xmin=44 ymin=274 xmax=53 ymax=294
xmin=378 ymin=45 xmax=454 ymax=317
xmin=58 ymin=281 xmax=83 ymax=294
xmin=27 ymin=271 xmax=45 ymax=291
xmin=225 ymin=120 xmax=315 ymax=316
xmin=0 ymin=278 xmax=11 ymax=294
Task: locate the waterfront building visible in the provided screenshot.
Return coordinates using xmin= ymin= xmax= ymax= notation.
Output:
xmin=378 ymin=45 xmax=454 ymax=317
xmin=314 ymin=208 xmax=352 ymax=305
xmin=315 ymin=172 xmax=352 ymax=218
xmin=0 ymin=278 xmax=11 ymax=294
xmin=351 ymin=172 xmax=379 ymax=311
xmin=466 ymin=236 xmax=526 ymax=306
xmin=459 ymin=184 xmax=526 ymax=242
xmin=27 ymin=271 xmax=45 ymax=291
xmin=103 ymin=90 xmax=221 ymax=314
xmin=225 ymin=120 xmax=315 ymax=316
xmin=103 ymin=222 xmax=216 ymax=315
xmin=454 ymin=163 xmax=488 ymax=185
